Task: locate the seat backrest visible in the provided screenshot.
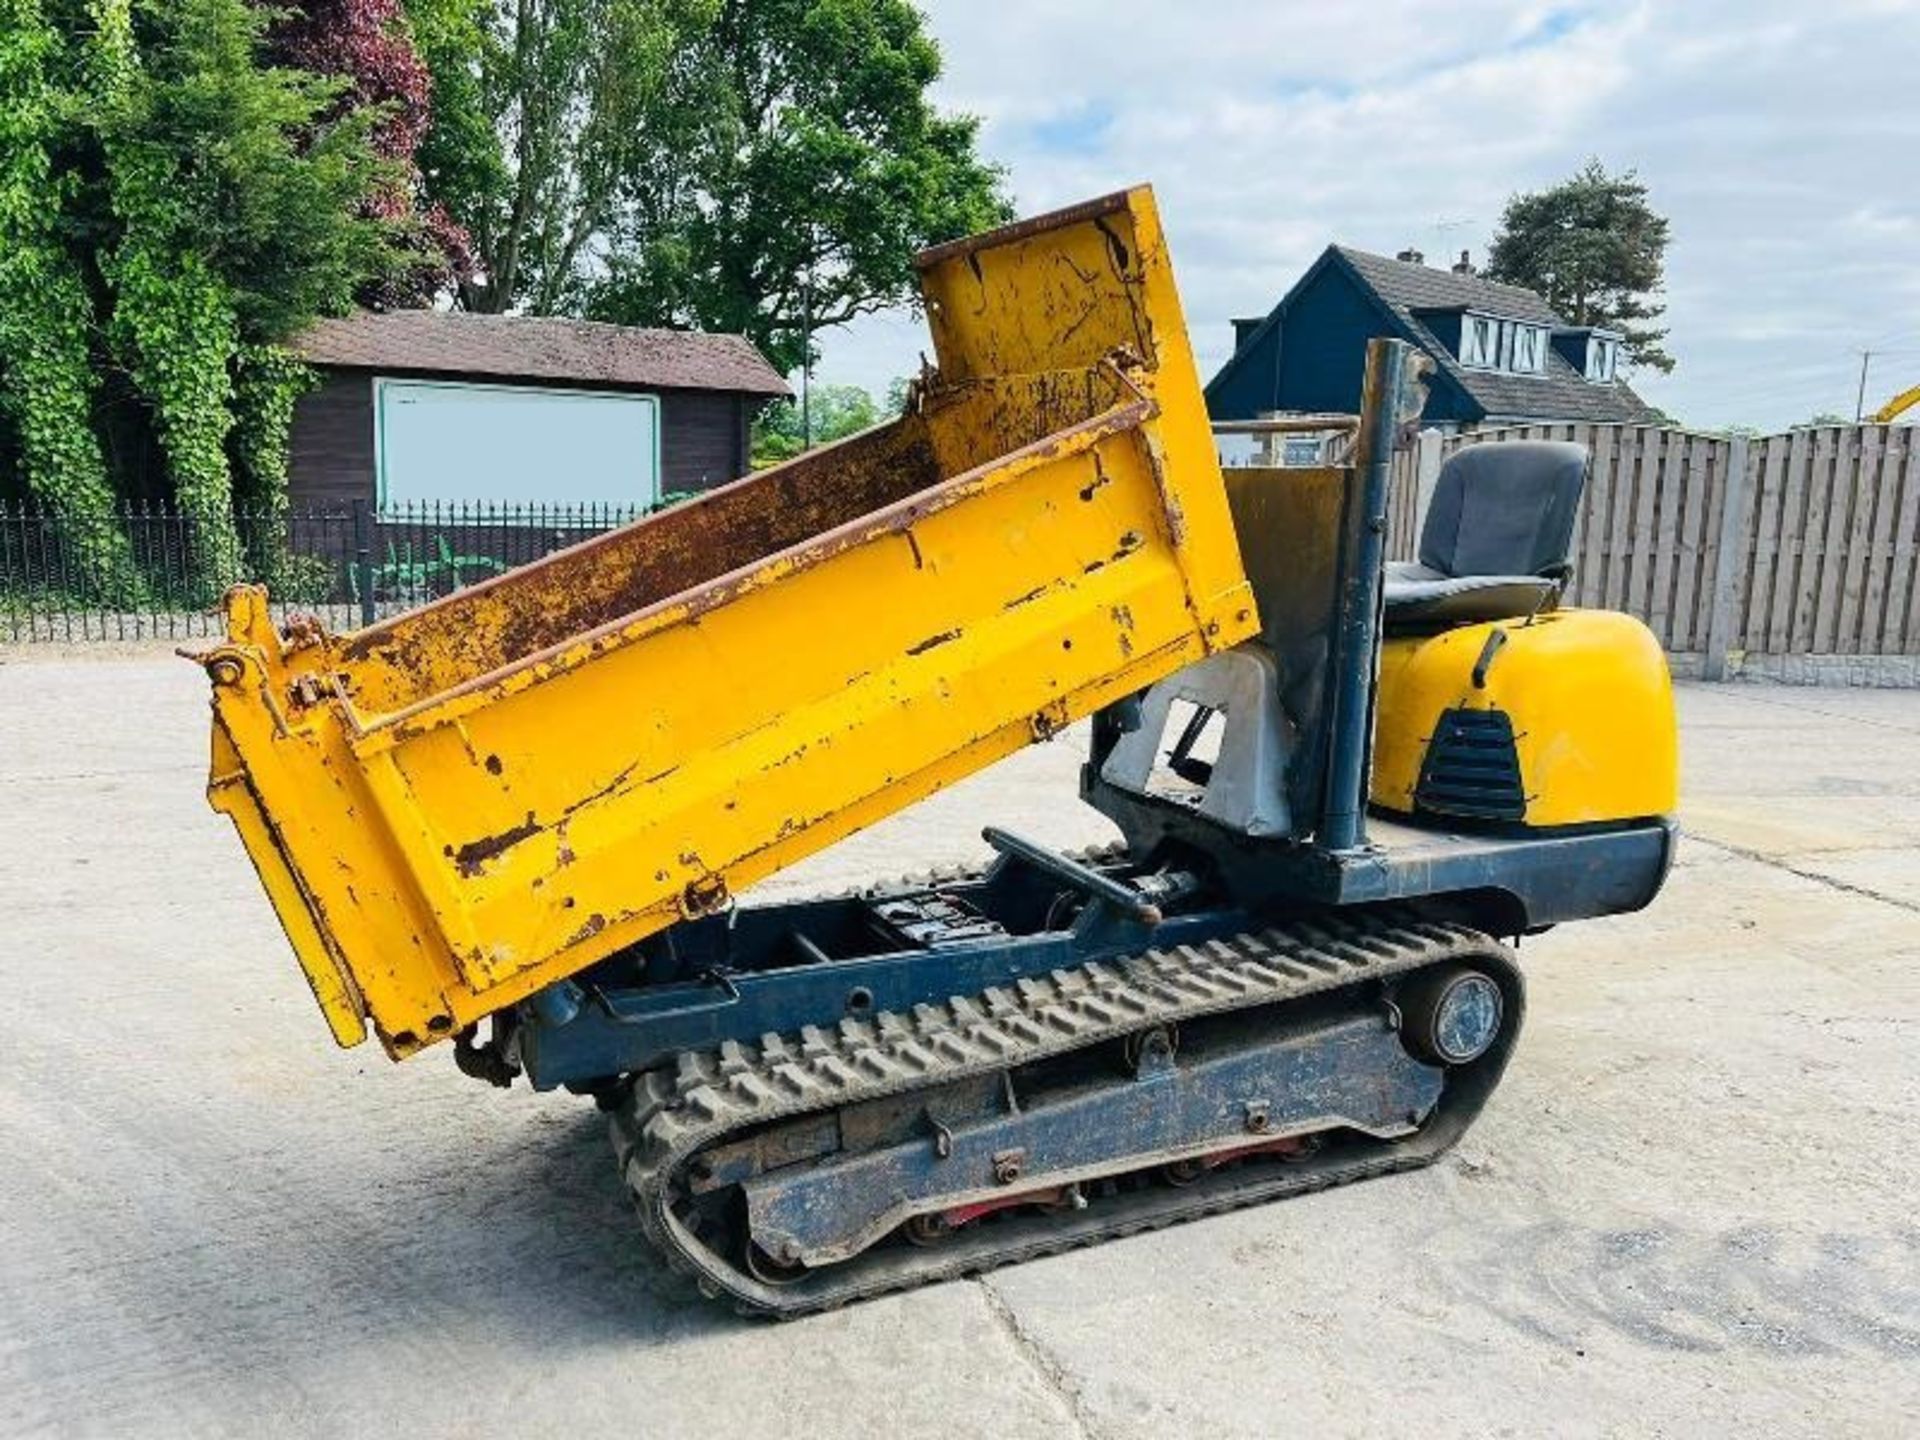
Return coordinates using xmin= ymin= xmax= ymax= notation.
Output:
xmin=1418 ymin=440 xmax=1588 ymax=579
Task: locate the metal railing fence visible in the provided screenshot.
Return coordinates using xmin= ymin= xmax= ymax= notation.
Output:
xmin=0 ymin=499 xmax=652 ymax=643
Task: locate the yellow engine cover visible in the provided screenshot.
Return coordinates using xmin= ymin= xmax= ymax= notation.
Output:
xmin=1371 ymin=609 xmax=1677 ymax=828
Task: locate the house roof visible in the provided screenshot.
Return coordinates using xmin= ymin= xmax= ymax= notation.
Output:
xmin=1334 ymin=246 xmax=1564 ymax=325
xmin=295 ymin=310 xmax=791 ymax=398
xmin=1330 ymin=246 xmax=1662 ymax=425
xmin=1207 ymin=244 xmax=1661 ymax=427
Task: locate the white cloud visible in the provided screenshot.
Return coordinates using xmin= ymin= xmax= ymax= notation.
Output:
xmin=813 ymin=0 xmax=1920 ymax=431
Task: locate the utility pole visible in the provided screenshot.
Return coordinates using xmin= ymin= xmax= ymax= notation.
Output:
xmin=1856 ymin=350 xmax=1874 ymax=422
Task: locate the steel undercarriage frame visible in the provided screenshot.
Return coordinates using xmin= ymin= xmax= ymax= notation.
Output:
xmin=730 ymin=999 xmax=1445 ymax=1269
xmin=505 ymin=814 xmax=1672 ymax=1095
xmin=612 ymin=905 xmax=1526 ymax=1314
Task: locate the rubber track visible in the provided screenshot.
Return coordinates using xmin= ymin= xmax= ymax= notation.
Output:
xmin=610 ymin=906 xmax=1516 ymax=1317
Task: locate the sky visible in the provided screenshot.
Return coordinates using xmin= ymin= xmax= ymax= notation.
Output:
xmin=813 ymin=0 xmax=1920 ymax=432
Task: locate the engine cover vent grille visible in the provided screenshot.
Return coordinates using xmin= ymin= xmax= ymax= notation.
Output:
xmin=1414 ymin=707 xmax=1526 ymax=822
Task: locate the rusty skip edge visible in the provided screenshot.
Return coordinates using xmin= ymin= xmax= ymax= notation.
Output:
xmin=913 ymin=188 xmax=1139 ymax=271
xmin=335 ymin=380 xmax=1166 ymax=746
xmin=205 ymin=729 xmax=370 ymax=1046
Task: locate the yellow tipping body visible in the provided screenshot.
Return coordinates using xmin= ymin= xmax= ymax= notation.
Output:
xmin=200 ymin=187 xmax=1258 ymax=1056
xmin=1370 ymin=609 xmax=1678 ymax=828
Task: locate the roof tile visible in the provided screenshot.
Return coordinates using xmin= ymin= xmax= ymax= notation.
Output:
xmin=1337 ymin=246 xmax=1661 ymax=426
xmin=295 ymin=310 xmax=791 ymax=397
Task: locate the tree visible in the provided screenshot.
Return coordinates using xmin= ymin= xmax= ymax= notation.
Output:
xmin=412 ymin=0 xmax=1009 ymax=361
xmin=410 ymin=0 xmax=709 ymax=314
xmin=1484 ymin=159 xmax=1674 ymax=374
xmin=750 ymin=379 xmax=892 ymax=463
xmin=263 ymin=0 xmax=472 ymax=307
xmin=0 ymin=0 xmax=134 ymax=596
xmin=0 ymin=0 xmax=402 ymax=596
xmin=588 ymin=0 xmax=1009 ymax=371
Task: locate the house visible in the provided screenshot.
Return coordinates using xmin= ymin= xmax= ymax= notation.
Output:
xmin=1205 ymin=246 xmax=1661 ymax=431
xmin=289 ymin=310 xmax=790 ymax=512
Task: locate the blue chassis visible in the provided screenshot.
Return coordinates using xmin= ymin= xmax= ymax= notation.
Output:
xmin=509 ymin=817 xmax=1675 ymax=1092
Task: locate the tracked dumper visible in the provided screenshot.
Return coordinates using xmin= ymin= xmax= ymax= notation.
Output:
xmin=199 ymin=188 xmax=1678 ymax=1316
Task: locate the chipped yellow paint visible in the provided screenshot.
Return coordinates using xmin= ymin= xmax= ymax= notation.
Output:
xmin=1371 ymin=609 xmax=1679 ymax=827
xmin=197 ymin=187 xmax=1258 ymax=1057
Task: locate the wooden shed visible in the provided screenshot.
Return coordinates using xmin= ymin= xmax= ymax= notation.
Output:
xmin=288 ymin=311 xmax=790 ymax=512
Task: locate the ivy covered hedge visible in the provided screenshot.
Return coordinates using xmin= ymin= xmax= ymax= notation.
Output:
xmin=0 ymin=0 xmax=412 ymax=601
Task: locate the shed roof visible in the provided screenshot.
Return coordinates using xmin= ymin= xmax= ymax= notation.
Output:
xmin=296 ymin=310 xmax=791 ymax=397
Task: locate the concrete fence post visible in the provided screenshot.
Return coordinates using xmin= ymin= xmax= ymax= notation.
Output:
xmin=1701 ymin=433 xmax=1752 ymax=682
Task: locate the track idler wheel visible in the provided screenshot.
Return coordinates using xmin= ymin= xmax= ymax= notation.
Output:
xmin=1396 ymin=964 xmax=1505 ymax=1066
xmin=743 ymin=1240 xmax=810 ymax=1286
xmin=1122 ymin=1024 xmax=1178 ymax=1073
xmin=902 ymin=1214 xmax=953 ymax=1248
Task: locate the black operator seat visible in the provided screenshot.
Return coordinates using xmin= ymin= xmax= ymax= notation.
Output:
xmin=1382 ymin=440 xmax=1589 ymax=629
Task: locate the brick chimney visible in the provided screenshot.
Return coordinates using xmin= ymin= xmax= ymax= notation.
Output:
xmin=1452 ymin=249 xmax=1474 ymax=276
xmin=1395 ymin=247 xmax=1426 ymax=266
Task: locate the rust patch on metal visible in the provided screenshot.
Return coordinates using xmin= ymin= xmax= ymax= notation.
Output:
xmin=913 ymin=189 xmax=1132 ymax=271
xmin=446 ymin=757 xmax=637 ymax=877
xmin=559 ymin=761 xmax=639 ymax=822
xmin=1079 ymin=452 xmax=1112 ymax=502
xmin=1029 ymin=700 xmax=1071 ymax=740
xmin=1140 ymin=429 xmax=1187 ymax=547
xmin=681 ymin=875 xmax=730 ymax=918
xmin=452 ymin=813 xmax=540 ymax=876
xmin=906 ymin=628 xmax=962 ymax=656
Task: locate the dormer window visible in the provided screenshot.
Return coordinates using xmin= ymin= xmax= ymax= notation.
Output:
xmin=1458 ymin=312 xmax=1549 ymax=375
xmin=1509 ymin=324 xmax=1546 ymax=374
xmin=1551 ymin=327 xmax=1623 ymax=384
xmin=1587 ymin=335 xmax=1620 ymax=383
xmin=1461 ymin=314 xmax=1497 ymax=368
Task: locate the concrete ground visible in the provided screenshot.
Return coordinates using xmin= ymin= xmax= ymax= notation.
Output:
xmin=2 ymin=653 xmax=1917 ymax=1439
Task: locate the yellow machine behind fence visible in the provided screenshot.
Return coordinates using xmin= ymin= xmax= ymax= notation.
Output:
xmin=198 ymin=187 xmax=1677 ymax=1317
xmin=201 ymin=188 xmax=1257 ymax=1057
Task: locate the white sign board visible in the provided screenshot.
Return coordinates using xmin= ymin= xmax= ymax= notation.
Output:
xmin=375 ymin=378 xmax=660 ymax=507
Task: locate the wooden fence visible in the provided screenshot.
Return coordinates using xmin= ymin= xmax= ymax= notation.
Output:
xmin=1388 ymin=421 xmax=1920 ymax=678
